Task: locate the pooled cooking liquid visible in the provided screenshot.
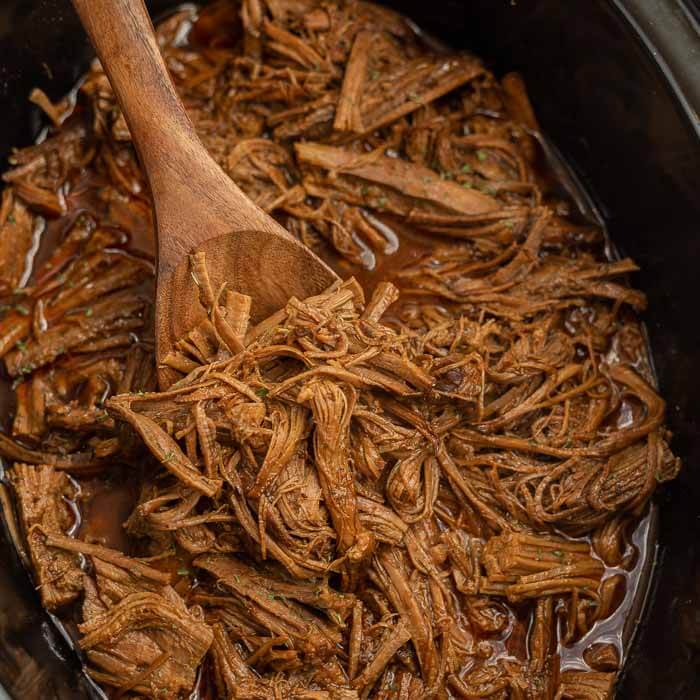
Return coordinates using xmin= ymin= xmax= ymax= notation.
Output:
xmin=0 ymin=2 xmax=681 ymax=698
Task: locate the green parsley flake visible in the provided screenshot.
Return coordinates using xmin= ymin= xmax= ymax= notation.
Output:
xmin=476 ymin=149 xmax=488 ymax=161
xmin=15 ymin=305 xmax=29 ymax=316
xmin=256 ymin=387 xmax=269 ymax=398
xmin=84 ymin=307 xmax=93 ymax=317
xmin=177 ymin=567 xmax=191 ymax=576
xmin=461 ymin=163 xmax=473 ymax=173
xmin=7 ymin=213 xmax=15 ymax=224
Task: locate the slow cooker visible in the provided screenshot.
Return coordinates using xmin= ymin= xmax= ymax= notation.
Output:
xmin=0 ymin=1 xmax=698 ymax=697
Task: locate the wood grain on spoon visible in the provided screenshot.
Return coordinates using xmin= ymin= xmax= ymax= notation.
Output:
xmin=70 ymin=0 xmax=338 ymax=386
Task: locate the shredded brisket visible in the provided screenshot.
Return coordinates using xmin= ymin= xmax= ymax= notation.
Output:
xmin=0 ymin=1 xmax=681 ymax=698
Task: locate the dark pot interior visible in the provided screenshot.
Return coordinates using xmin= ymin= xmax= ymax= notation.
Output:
xmin=0 ymin=1 xmax=698 ymax=697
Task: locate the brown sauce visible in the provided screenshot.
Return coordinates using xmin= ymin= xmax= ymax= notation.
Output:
xmin=0 ymin=2 xmax=677 ymax=697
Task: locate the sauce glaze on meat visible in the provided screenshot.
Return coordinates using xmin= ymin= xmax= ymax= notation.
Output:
xmin=0 ymin=2 xmax=680 ymax=698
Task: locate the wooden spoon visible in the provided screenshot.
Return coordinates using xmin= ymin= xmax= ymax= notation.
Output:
xmin=71 ymin=0 xmax=338 ymax=385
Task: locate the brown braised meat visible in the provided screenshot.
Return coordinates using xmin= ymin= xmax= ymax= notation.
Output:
xmin=7 ymin=464 xmax=83 ymax=610
xmin=0 ymin=1 xmax=681 ymax=698
xmin=45 ymin=535 xmax=212 ymax=698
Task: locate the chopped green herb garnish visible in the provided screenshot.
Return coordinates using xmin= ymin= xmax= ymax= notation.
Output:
xmin=475 ymin=182 xmax=497 ymax=195
xmin=256 ymin=387 xmax=269 ymax=398
xmin=330 ymin=611 xmax=343 ymax=625
xmin=19 ymin=365 xmax=33 ymax=375
xmin=84 ymin=307 xmax=93 ymax=317
xmin=376 ymin=197 xmax=387 ymax=209
xmin=370 ymin=69 xmax=380 ymax=81
xmin=163 ymin=451 xmax=175 ymax=461
xmin=7 ymin=213 xmax=15 ymax=224
xmin=553 ymin=550 xmax=564 ymax=558
xmin=461 ymin=163 xmax=473 ymax=173
xmin=15 ymin=340 xmax=27 ymax=352
xmin=15 ymin=304 xmax=29 ymax=316
xmin=476 ymin=149 xmax=488 ymax=161
xmin=177 ymin=567 xmax=191 ymax=576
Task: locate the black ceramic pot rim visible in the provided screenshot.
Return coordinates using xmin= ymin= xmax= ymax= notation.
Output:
xmin=614 ymin=0 xmax=700 ymax=137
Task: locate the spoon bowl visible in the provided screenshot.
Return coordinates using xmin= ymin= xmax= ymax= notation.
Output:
xmin=71 ymin=0 xmax=339 ymax=386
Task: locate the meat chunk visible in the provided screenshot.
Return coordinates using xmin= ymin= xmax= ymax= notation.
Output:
xmin=79 ymin=586 xmax=212 ymax=699
xmin=0 ymin=190 xmax=35 ymax=296
xmin=195 ymin=553 xmax=344 ymax=664
xmin=8 ymin=463 xmax=83 ymax=610
xmin=483 ymin=531 xmax=605 ymax=602
xmin=298 ymin=379 xmax=375 ymax=582
xmin=44 ymin=535 xmax=212 ymax=699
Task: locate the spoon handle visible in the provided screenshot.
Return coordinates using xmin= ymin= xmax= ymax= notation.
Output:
xmin=71 ymin=0 xmax=206 ymax=187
